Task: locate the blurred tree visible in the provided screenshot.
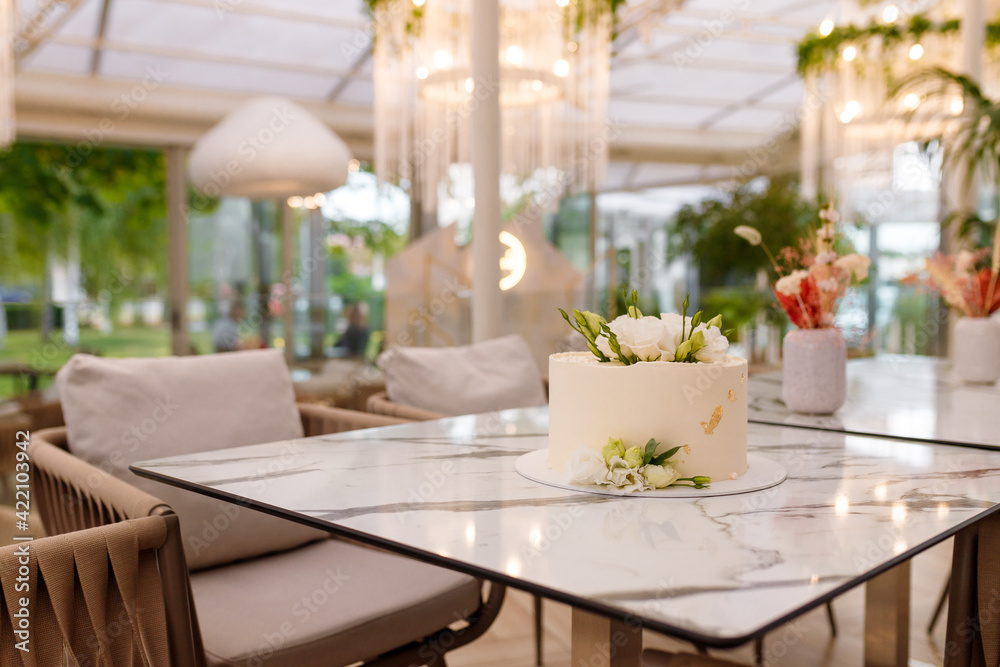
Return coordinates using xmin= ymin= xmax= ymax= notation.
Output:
xmin=668 ymin=177 xmax=820 ymax=286
xmin=0 ymin=141 xmax=214 ymax=339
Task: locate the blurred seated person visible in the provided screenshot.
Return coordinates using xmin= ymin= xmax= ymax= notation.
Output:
xmin=212 ymin=302 xmax=258 ymax=353
xmin=335 ymin=303 xmax=370 ymax=358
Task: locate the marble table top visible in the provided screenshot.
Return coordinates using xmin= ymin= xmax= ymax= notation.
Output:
xmin=749 ymin=355 xmax=1000 ymax=449
xmin=131 ymin=408 xmax=1000 ymax=646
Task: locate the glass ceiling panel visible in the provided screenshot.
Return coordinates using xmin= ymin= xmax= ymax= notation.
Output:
xmin=100 ymin=51 xmax=338 ymax=98
xmin=609 ymin=100 xmax=722 ymax=127
xmin=106 ymin=0 xmax=362 ymax=72
xmin=336 ymin=80 xmax=374 ymax=106
xmin=235 ymin=0 xmax=371 ymax=24
xmin=711 ymin=107 xmax=791 ymax=132
xmin=24 ymin=43 xmax=92 ymax=74
xmin=700 ymin=39 xmax=797 ymax=64
xmin=56 ymin=0 xmax=101 ymax=38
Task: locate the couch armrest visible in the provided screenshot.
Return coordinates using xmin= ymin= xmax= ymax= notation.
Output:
xmin=29 ymin=430 xmax=171 ymax=536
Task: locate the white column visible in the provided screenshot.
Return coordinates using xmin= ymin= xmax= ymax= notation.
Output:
xmin=280 ymin=200 xmax=295 ymax=363
xmin=962 ymin=0 xmax=984 ymax=83
xmin=799 ymin=73 xmax=821 ymax=201
xmin=470 ymin=0 xmax=503 ymax=343
xmin=942 ymin=0 xmax=985 ymax=356
xmin=166 ymin=146 xmax=189 ymax=356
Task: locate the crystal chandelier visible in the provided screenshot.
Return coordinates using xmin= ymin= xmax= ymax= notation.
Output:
xmin=372 ymin=0 xmax=611 ymax=218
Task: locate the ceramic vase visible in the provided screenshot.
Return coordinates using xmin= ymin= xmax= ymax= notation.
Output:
xmin=782 ymin=327 xmax=847 ymax=414
xmin=953 ymin=316 xmax=1000 ymax=384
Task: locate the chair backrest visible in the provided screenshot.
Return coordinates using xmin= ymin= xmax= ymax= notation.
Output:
xmin=366 ymin=392 xmax=445 ymax=421
xmin=376 ymin=334 xmax=547 ymax=416
xmin=0 ymin=514 xmax=201 ymax=666
xmin=54 ymin=351 xmax=327 ymax=570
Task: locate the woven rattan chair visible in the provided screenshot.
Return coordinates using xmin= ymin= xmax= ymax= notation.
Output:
xmin=367 ymin=380 xmax=550 ymax=422
xmin=367 ymin=391 xmax=447 ymax=421
xmin=0 ymin=412 xmax=30 ymax=500
xmin=30 ymin=403 xmax=506 ymax=667
xmin=0 ymin=514 xmax=198 ymax=666
xmin=15 ymin=394 xmax=64 ymax=431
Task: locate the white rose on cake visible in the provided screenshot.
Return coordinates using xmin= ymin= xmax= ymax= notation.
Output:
xmin=657 ymin=313 xmax=691 ymax=361
xmin=597 ymin=315 xmax=669 ymax=361
xmin=692 ymin=323 xmax=729 ymax=363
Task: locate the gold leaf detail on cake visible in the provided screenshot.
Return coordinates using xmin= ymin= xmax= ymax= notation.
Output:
xmin=700 ymin=406 xmax=723 ymax=435
xmin=683 ymin=445 xmax=691 ymax=455
xmin=728 ymin=389 xmax=737 ymax=402
xmin=740 ymin=373 xmax=746 ymax=385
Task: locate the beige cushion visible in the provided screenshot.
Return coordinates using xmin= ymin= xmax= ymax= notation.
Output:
xmin=192 ymin=538 xmax=482 ymax=666
xmin=378 ymin=335 xmax=546 ymax=416
xmin=56 ymin=350 xmax=326 ymax=570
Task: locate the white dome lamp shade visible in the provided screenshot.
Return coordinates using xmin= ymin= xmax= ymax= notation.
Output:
xmin=188 ymin=96 xmax=351 ymax=199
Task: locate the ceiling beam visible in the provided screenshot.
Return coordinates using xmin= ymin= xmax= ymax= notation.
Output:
xmin=14 ymin=70 xmax=374 ymax=154
xmin=148 ymin=0 xmax=368 ymax=30
xmin=14 ymin=71 xmax=802 ymax=173
xmin=663 ymin=8 xmax=820 ymax=29
xmin=698 ymin=73 xmax=799 ymax=129
xmin=88 ymin=0 xmax=113 ymax=76
xmin=44 ymin=34 xmax=357 ymax=79
xmin=608 ymin=92 xmax=796 ymax=113
xmin=326 ymin=46 xmax=372 ymax=102
xmin=14 ymin=0 xmax=88 ymax=63
xmin=614 ymin=54 xmax=793 ymax=75
xmin=645 ymin=25 xmax=799 ymax=45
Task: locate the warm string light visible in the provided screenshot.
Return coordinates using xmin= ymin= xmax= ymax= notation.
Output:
xmin=287 ymin=191 xmax=328 ymax=209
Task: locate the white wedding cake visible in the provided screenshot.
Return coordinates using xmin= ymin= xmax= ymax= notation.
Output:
xmin=548 ymin=352 xmax=748 ymax=480
xmin=549 ymin=298 xmax=748 ymax=487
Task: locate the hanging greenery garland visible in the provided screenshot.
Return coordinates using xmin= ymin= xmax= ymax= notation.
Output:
xmin=365 ymin=0 xmax=627 ymax=39
xmin=795 ymin=13 xmax=1000 ymax=76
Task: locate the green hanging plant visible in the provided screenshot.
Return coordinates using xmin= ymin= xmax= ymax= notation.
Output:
xmin=365 ymin=0 xmax=625 ymax=39
xmin=796 ymin=13 xmax=994 ymax=76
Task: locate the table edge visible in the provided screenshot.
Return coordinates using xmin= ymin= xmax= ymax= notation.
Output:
xmin=128 ymin=461 xmax=1000 ymax=648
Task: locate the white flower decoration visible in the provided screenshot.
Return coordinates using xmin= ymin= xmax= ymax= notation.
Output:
xmin=956 ymin=250 xmax=976 ymax=273
xmin=815 ymin=251 xmax=837 ymax=265
xmin=817 ymin=277 xmax=839 ymax=292
xmin=692 ymin=323 xmax=730 ymax=363
xmin=604 ymin=315 xmax=667 ymax=361
xmin=775 ymin=270 xmax=809 ymax=296
xmin=834 ymin=253 xmax=870 ymax=281
xmin=819 ymin=207 xmax=841 ymax=223
xmin=566 ymin=448 xmax=607 ymax=485
xmin=734 ymin=225 xmax=762 ymax=246
xmin=657 ymin=312 xmax=694 ymax=361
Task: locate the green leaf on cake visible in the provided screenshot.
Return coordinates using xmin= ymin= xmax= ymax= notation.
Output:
xmin=643 ymin=438 xmax=659 ymax=464
xmin=650 ymin=445 xmax=682 ymax=465
xmin=560 ymin=307 xmax=610 ymax=362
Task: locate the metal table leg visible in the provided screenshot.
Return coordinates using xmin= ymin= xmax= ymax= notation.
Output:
xmin=864 ymin=560 xmax=911 ymax=667
xmin=571 ymin=608 xmax=643 ymax=667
